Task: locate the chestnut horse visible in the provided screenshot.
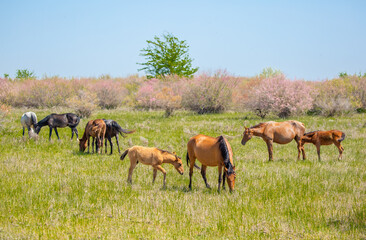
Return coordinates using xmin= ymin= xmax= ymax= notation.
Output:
xmin=79 ymin=119 xmax=106 ymax=154
xmin=120 ymin=146 xmax=184 ymax=187
xmin=301 ymin=130 xmax=345 ymax=161
xmin=186 ymin=135 xmax=236 ymax=192
xmin=241 ymin=120 xmax=306 ymax=161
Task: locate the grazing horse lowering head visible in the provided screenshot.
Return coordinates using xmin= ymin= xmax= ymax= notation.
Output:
xmin=79 ymin=138 xmax=88 ymax=152
xmin=226 ymin=166 xmax=236 ymax=191
xmin=171 ymin=152 xmax=184 ymax=175
xmin=241 ymin=127 xmax=253 ymax=145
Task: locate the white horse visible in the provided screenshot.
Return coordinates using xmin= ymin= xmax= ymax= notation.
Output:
xmin=21 ymin=112 xmax=38 ymax=138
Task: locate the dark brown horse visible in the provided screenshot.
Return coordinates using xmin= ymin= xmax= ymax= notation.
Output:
xmin=103 ymin=119 xmax=135 ymax=155
xmin=241 ymin=120 xmax=306 ymax=161
xmin=301 ymin=130 xmax=345 ymax=161
xmin=187 ymin=134 xmax=236 ymax=192
xmin=35 ymin=113 xmax=80 ymax=141
xmin=79 ymin=119 xmax=106 ymax=154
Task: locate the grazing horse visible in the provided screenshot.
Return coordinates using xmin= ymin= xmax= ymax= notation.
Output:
xmin=79 ymin=119 xmax=106 ymax=154
xmin=301 ymin=130 xmax=345 ymax=161
xmin=35 ymin=113 xmax=80 ymax=141
xmin=186 ymin=134 xmax=236 ymax=192
xmin=120 ymin=146 xmax=184 ymax=187
xmin=241 ymin=120 xmax=306 ymax=161
xmin=20 ymin=112 xmax=37 ymax=138
xmin=103 ymin=119 xmax=135 ymax=155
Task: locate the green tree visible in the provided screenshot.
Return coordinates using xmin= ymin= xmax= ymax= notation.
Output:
xmin=259 ymin=67 xmax=283 ymax=78
xmin=15 ymin=69 xmax=36 ymax=80
xmin=138 ymin=33 xmax=198 ymax=79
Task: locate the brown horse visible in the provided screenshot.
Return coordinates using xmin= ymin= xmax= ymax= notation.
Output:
xmin=241 ymin=120 xmax=306 ymax=161
xmin=301 ymin=130 xmax=345 ymax=161
xmin=120 ymin=146 xmax=184 ymax=187
xmin=79 ymin=119 xmax=106 ymax=154
xmin=187 ymin=134 xmax=236 ymax=192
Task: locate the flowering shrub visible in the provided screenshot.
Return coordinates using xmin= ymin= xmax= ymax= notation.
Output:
xmin=66 ymin=90 xmax=98 ymax=118
xmin=312 ymin=79 xmax=352 ymax=116
xmin=91 ymin=80 xmax=126 ymax=109
xmin=245 ymin=75 xmax=315 ymax=118
xmin=182 ymin=71 xmax=237 ymax=114
xmin=136 ymin=78 xmax=182 ymax=116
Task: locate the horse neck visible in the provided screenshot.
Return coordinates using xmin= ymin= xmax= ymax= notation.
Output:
xmin=162 ymin=154 xmax=176 ymax=164
xmin=251 ymin=126 xmax=265 ymax=137
xmin=80 ymin=129 xmax=88 ymax=141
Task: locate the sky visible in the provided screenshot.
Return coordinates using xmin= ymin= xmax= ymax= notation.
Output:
xmin=0 ymin=0 xmax=365 ymax=81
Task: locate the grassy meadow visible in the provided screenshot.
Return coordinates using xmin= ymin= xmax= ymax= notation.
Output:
xmin=0 ymin=108 xmax=365 ymax=239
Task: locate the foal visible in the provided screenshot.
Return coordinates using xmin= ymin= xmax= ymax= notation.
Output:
xmin=79 ymin=119 xmax=106 ymax=154
xmin=120 ymin=146 xmax=184 ymax=187
xmin=301 ymin=130 xmax=345 ymax=161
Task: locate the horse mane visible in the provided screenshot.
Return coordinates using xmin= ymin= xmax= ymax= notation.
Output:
xmin=217 ymin=136 xmax=235 ymax=176
xmin=157 ymin=148 xmax=180 ymax=159
xmin=304 ymin=130 xmax=319 ymax=136
xmin=250 ymin=122 xmax=267 ymax=129
xmin=30 ymin=113 xmax=37 ymax=126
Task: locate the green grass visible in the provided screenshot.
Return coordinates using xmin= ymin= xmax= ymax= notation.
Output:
xmin=1 ymin=108 xmax=365 ymax=239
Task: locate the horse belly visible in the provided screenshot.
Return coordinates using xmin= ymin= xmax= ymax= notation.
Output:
xmin=194 ymin=149 xmax=221 ymax=166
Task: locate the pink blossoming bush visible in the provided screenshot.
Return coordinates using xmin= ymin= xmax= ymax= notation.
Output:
xmin=245 ymin=75 xmax=315 ymax=118
xmin=182 ymin=71 xmax=237 ymax=114
xmin=136 ymin=78 xmax=183 ymax=116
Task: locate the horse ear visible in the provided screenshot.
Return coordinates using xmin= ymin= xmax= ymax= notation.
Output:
xmin=173 ymin=151 xmax=176 ymax=155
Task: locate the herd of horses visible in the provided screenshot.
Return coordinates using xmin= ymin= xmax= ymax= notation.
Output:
xmin=21 ymin=111 xmax=346 ymax=192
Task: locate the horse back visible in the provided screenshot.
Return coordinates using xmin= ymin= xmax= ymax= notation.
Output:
xmin=187 ymin=134 xmax=225 ymax=166
xmin=129 ymin=146 xmax=162 ymax=165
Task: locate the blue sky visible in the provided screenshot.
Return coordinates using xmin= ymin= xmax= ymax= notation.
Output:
xmin=0 ymin=0 xmax=365 ymax=80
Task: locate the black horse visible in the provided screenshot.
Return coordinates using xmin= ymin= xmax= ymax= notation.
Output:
xmin=35 ymin=113 xmax=80 ymax=141
xmin=103 ymin=119 xmax=135 ymax=154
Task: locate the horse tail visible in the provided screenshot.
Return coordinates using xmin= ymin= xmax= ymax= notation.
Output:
xmin=186 ymin=152 xmax=190 ymax=167
xmin=31 ymin=113 xmax=37 ymax=127
xmin=218 ymin=136 xmax=234 ymax=175
xmin=120 ymin=149 xmax=129 ymax=161
xmin=186 ymin=151 xmax=201 ymax=169
xmin=338 ymin=132 xmax=346 ymax=142
xmin=113 ymin=121 xmax=135 ymax=137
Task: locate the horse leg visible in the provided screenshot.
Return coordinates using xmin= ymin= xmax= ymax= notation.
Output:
xmin=115 ymin=135 xmax=121 ymax=154
xmin=27 ymin=126 xmax=31 ymax=138
xmin=155 ymin=165 xmax=167 ymax=188
xmin=127 ymin=160 xmax=137 ymax=184
xmin=71 ymin=128 xmax=74 ymax=140
xmin=266 ymin=140 xmax=273 ymax=161
xmin=54 ymin=127 xmax=60 ymax=141
xmin=153 ymin=168 xmax=158 ymax=183
xmin=334 ymin=141 xmax=344 ymax=160
xmin=22 ymin=127 xmax=25 ymax=136
xmin=316 ymin=143 xmax=321 ymax=161
xmin=75 ymin=128 xmax=79 ymax=140
xmin=200 ymin=165 xmax=211 ymax=189
xmin=295 ymin=136 xmax=302 ymax=160
xmin=217 ymin=165 xmax=223 ymax=192
xmin=107 ymin=136 xmax=113 ymax=155
xmin=188 ymin=156 xmax=196 ymax=190
xmin=222 ymin=171 xmax=226 ymax=190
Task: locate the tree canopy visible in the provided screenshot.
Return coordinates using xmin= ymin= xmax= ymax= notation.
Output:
xmin=138 ymin=33 xmax=198 ymax=79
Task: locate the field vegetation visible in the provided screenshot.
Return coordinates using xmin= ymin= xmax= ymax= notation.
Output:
xmin=0 ymin=108 xmax=365 ymax=239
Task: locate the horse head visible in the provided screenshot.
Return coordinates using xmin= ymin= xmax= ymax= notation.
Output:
xmin=225 ymin=166 xmax=236 ymax=192
xmin=79 ymin=138 xmax=87 ymax=152
xmin=172 ymin=152 xmax=184 ymax=175
xmin=241 ymin=127 xmax=253 ymax=145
